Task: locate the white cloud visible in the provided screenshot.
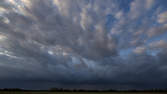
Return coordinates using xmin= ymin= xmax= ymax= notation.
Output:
xmin=53 ymin=0 xmax=71 ymax=16
xmin=0 ymin=34 xmax=5 ymax=40
xmin=129 ymin=0 xmax=154 ymax=19
xmin=149 ymin=40 xmax=167 ymax=49
xmin=115 ymin=11 xmax=123 ymax=19
xmin=157 ymin=11 xmax=167 ymax=24
xmin=146 ymin=0 xmax=154 ymax=9
xmin=80 ymin=7 xmax=93 ymax=30
xmin=133 ymin=46 xmax=146 ymax=54
xmin=0 ymin=7 xmax=6 ymax=13
xmin=147 ymin=24 xmax=167 ymax=37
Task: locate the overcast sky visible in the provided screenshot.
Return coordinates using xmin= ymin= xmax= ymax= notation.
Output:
xmin=0 ymin=0 xmax=167 ymax=90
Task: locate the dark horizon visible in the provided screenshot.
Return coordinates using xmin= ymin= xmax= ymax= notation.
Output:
xmin=0 ymin=88 xmax=167 ymax=91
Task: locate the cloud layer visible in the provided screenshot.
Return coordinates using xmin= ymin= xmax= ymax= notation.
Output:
xmin=0 ymin=0 xmax=167 ymax=90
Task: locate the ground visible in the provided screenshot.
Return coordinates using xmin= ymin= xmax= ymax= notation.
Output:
xmin=0 ymin=92 xmax=166 ymax=94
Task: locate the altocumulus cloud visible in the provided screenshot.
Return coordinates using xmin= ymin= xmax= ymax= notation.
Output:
xmin=0 ymin=0 xmax=167 ymax=90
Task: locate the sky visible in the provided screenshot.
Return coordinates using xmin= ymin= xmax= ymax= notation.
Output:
xmin=0 ymin=0 xmax=167 ymax=90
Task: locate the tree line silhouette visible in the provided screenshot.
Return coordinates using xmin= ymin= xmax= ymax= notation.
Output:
xmin=0 ymin=88 xmax=167 ymax=92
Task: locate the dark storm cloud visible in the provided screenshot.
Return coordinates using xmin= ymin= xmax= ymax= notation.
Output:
xmin=0 ymin=0 xmax=167 ymax=90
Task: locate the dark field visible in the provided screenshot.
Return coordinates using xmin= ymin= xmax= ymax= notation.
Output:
xmin=0 ymin=92 xmax=166 ymax=94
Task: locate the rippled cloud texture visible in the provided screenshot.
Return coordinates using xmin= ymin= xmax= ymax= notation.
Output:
xmin=0 ymin=0 xmax=167 ymax=90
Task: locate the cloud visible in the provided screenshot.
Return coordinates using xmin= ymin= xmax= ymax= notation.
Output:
xmin=129 ymin=0 xmax=155 ymax=19
xmin=146 ymin=0 xmax=155 ymax=9
xmin=149 ymin=40 xmax=167 ymax=50
xmin=147 ymin=24 xmax=167 ymax=38
xmin=133 ymin=46 xmax=146 ymax=54
xmin=157 ymin=11 xmax=167 ymax=24
xmin=0 ymin=0 xmax=167 ymax=90
xmin=115 ymin=11 xmax=123 ymax=20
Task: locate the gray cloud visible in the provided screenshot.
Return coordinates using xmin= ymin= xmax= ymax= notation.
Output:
xmin=0 ymin=0 xmax=167 ymax=90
